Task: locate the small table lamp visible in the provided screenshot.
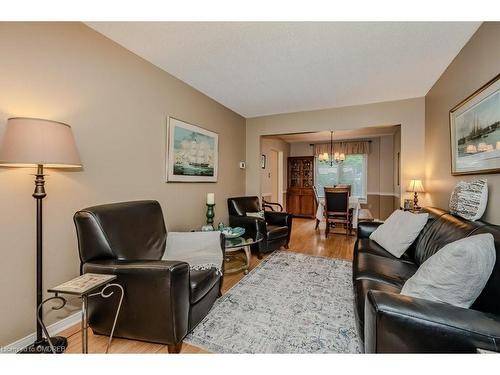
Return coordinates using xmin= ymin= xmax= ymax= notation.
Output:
xmin=407 ymin=179 xmax=425 ymax=209
xmin=0 ymin=117 xmax=82 ymax=353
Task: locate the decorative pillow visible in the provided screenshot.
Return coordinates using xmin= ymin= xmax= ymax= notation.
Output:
xmin=246 ymin=211 xmax=265 ymax=219
xmin=401 ymin=233 xmax=496 ymax=308
xmin=449 ymin=179 xmax=488 ymax=221
xmin=369 ymin=210 xmax=429 ymax=258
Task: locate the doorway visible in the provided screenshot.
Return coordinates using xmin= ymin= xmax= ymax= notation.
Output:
xmin=268 ymin=149 xmax=284 ymax=206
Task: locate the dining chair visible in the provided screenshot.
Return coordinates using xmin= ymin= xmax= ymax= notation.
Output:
xmin=324 ymin=187 xmax=352 ymax=238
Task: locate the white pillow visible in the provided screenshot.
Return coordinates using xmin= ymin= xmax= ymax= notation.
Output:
xmin=369 ymin=210 xmax=429 ymax=258
xmin=449 ymin=179 xmax=488 ymax=221
xmin=401 ymin=233 xmax=496 ymax=308
xmin=246 ymin=211 xmax=265 ymax=219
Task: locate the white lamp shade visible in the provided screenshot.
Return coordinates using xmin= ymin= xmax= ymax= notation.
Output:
xmin=0 ymin=118 xmax=82 ymax=168
xmin=407 ymin=179 xmax=425 ymax=193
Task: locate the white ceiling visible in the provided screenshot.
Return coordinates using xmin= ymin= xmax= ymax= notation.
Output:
xmin=268 ymin=125 xmax=400 ymax=143
xmin=87 ymin=22 xmax=481 ymax=118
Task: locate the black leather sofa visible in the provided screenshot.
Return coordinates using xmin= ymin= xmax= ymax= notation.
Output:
xmin=227 ymin=196 xmax=293 ymax=258
xmin=73 ymin=200 xmax=223 ymax=353
xmin=353 ymin=207 xmax=500 ymax=353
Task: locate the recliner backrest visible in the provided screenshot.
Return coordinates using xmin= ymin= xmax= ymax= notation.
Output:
xmin=227 ymin=196 xmax=261 ymax=216
xmin=74 ymin=200 xmax=167 ymax=263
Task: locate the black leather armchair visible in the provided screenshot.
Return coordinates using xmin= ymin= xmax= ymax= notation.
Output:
xmin=353 ymin=207 xmax=500 ymax=353
xmin=227 ymin=196 xmax=292 ymax=258
xmin=73 ymin=200 xmax=223 ymax=353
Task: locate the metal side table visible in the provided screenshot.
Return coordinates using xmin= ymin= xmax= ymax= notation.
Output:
xmin=39 ymin=273 xmax=124 ymax=354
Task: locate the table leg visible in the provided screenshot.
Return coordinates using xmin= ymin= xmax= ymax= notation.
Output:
xmin=243 ymin=245 xmax=251 ymax=274
xmin=81 ymin=295 xmax=88 ymax=354
xmin=88 ymin=283 xmax=125 ymax=354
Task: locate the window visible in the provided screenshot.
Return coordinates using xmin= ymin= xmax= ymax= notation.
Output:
xmin=315 ymin=154 xmax=367 ymax=199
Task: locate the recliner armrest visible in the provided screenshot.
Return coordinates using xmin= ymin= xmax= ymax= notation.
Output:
xmin=82 ymin=259 xmax=190 ymax=343
xmin=264 ymin=211 xmax=292 ymax=227
xmin=364 ymin=290 xmax=500 ymax=353
xmin=357 ymin=221 xmax=383 ymax=238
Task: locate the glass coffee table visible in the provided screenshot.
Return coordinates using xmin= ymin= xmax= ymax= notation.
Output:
xmin=224 ymin=233 xmax=263 ymax=275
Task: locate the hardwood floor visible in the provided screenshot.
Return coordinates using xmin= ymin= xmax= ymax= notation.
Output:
xmin=61 ymin=218 xmax=355 ymax=354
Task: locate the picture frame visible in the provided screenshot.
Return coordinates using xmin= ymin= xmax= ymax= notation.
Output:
xmin=449 ymin=73 xmax=500 ymax=175
xmin=261 ymin=154 xmax=266 ymax=169
xmin=166 ymin=117 xmax=218 ymax=182
xmin=404 ymin=199 xmax=414 ymax=210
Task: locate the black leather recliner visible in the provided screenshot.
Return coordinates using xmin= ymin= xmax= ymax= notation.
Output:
xmin=227 ymin=196 xmax=293 ymax=258
xmin=73 ymin=200 xmax=223 ymax=353
xmin=353 ymin=207 xmax=500 ymax=353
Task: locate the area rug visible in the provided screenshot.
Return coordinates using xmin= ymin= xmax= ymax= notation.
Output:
xmin=184 ymin=250 xmax=362 ymax=353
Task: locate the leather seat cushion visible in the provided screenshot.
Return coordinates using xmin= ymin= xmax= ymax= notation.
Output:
xmin=354 ymin=278 xmax=402 ymax=339
xmin=354 ymin=253 xmax=418 ymax=288
xmin=190 ymin=268 xmax=220 ymax=304
xmin=267 ymin=224 xmax=289 ymax=240
xmin=356 ymin=238 xmax=414 ymax=263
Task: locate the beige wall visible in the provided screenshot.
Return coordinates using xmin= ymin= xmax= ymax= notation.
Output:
xmin=260 ymin=137 xmax=290 ymax=207
xmin=246 ymin=98 xmax=426 ymax=210
xmin=0 ymin=23 xmax=246 ymax=346
xmin=425 ymin=22 xmax=500 ymax=224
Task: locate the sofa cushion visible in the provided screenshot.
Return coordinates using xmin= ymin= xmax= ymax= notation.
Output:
xmin=354 ymin=278 xmax=402 ymax=339
xmin=190 ymin=268 xmax=219 ymax=304
xmin=412 ymin=213 xmax=485 ymax=266
xmin=369 ymin=210 xmax=429 ymax=258
xmin=354 ymin=253 xmax=418 ymax=287
xmin=401 ymin=233 xmax=496 ymax=308
xmin=267 ymin=224 xmax=289 ymax=240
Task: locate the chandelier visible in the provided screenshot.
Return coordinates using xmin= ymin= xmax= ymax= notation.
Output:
xmin=318 ymin=131 xmax=345 ymax=166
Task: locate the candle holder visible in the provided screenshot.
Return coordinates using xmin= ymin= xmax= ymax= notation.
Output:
xmin=202 ymin=203 xmax=215 ymax=231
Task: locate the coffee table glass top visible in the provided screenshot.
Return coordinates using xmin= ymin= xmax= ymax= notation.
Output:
xmin=225 ymin=233 xmax=264 ymax=249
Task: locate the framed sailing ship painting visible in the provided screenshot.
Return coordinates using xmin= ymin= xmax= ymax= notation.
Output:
xmin=450 ymin=73 xmax=500 ymax=175
xmin=166 ymin=117 xmax=218 ymax=182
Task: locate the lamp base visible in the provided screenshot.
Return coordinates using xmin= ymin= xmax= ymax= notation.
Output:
xmin=18 ymin=336 xmax=67 ymax=354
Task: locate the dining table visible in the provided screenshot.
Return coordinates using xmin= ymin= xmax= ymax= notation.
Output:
xmin=315 ymin=196 xmax=362 ymax=230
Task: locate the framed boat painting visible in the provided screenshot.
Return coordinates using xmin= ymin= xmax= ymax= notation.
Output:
xmin=166 ymin=117 xmax=218 ymax=182
xmin=450 ymin=73 xmax=500 ymax=175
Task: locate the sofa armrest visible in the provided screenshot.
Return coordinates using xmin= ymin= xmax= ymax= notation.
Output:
xmin=82 ymin=259 xmax=190 ymax=343
xmin=365 ymin=290 xmax=500 ymax=353
xmin=264 ymin=211 xmax=292 ymax=227
xmin=229 ymin=215 xmax=267 ymax=240
xmin=357 ymin=221 xmax=383 ymax=239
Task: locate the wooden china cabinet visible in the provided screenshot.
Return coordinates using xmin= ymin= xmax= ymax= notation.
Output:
xmin=286 ymin=156 xmax=316 ymax=218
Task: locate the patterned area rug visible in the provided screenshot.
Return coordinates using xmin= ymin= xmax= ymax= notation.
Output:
xmin=185 ymin=251 xmax=362 ymax=353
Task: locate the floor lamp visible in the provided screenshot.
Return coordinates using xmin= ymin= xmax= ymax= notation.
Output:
xmin=0 ymin=117 xmax=82 ymax=353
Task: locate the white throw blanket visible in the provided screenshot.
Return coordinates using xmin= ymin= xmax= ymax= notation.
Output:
xmin=162 ymin=231 xmax=223 ymax=275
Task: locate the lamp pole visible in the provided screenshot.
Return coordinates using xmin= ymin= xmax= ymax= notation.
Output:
xmin=33 ymin=164 xmax=46 ymax=344
xmin=20 ymin=164 xmax=68 ymax=353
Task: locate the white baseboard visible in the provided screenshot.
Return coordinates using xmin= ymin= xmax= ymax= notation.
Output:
xmin=1 ymin=311 xmax=81 ymax=353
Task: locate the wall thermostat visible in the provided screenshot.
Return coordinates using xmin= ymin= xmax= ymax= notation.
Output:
xmin=239 ymin=161 xmax=246 ymax=169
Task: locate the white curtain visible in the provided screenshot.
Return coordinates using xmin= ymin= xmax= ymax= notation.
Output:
xmin=314 ymin=141 xmax=370 ymax=156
